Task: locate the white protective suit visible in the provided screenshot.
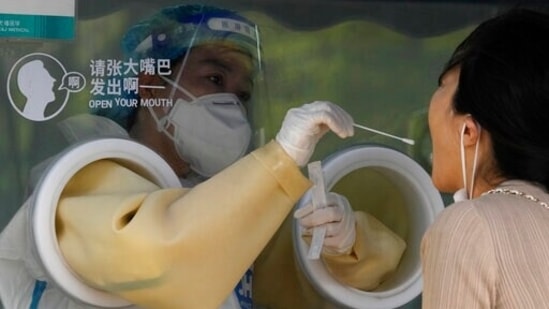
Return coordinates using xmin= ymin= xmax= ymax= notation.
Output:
xmin=0 ymin=115 xmax=270 ymax=309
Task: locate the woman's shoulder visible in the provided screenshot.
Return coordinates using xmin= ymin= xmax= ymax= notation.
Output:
xmin=424 ymin=199 xmax=486 ymax=243
xmin=433 ymin=180 xmax=549 ymax=231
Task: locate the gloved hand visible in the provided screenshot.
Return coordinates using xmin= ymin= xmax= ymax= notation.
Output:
xmin=294 ymin=192 xmax=356 ymax=255
xmin=276 ymin=101 xmax=354 ymax=166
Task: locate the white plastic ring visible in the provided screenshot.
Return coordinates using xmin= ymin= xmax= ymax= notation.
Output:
xmin=31 ymin=138 xmax=181 ymax=308
xmin=293 ymin=144 xmax=444 ymax=309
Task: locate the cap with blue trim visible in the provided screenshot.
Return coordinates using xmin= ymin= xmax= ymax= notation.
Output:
xmin=123 ymin=4 xmax=260 ymax=62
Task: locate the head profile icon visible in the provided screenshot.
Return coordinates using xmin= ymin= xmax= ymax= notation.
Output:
xmin=7 ymin=52 xmax=83 ymax=122
xmin=17 ymin=59 xmax=57 ymax=121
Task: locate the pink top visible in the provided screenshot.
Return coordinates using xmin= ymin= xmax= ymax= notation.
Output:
xmin=421 ymin=180 xmax=549 ymax=309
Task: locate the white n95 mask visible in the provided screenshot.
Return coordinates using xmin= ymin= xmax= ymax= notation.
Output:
xmin=151 ymin=77 xmax=252 ymax=178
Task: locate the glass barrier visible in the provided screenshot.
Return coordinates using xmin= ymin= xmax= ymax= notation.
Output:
xmin=1 ymin=1 xmax=545 ymax=308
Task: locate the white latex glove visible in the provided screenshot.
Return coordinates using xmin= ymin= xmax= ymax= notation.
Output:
xmin=275 ymin=101 xmax=354 ymax=166
xmin=294 ymin=192 xmax=356 ymax=255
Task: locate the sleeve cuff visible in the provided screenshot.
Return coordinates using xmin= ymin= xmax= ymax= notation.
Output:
xmin=251 ymin=140 xmax=312 ymax=201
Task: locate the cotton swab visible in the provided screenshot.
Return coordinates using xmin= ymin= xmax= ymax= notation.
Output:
xmin=353 ymin=123 xmax=415 ymax=145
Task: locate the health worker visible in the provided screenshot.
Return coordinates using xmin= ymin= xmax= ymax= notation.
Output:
xmin=0 ymin=4 xmax=405 ymax=309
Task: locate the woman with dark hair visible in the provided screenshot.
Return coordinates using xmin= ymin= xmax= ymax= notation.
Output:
xmin=422 ymin=8 xmax=549 ymax=308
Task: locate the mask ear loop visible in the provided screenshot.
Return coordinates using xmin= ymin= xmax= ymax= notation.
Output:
xmin=156 ymin=8 xmax=204 ymax=125
xmin=146 ymin=105 xmax=181 ymax=152
xmin=159 ymin=75 xmax=197 ymax=102
xmin=147 ymin=105 xmax=169 ymax=133
xmin=169 ymin=5 xmax=206 ymax=99
xmin=143 ymin=6 xmax=206 ymax=147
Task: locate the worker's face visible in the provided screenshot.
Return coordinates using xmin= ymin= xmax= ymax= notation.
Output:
xmin=138 ymin=43 xmax=256 ymax=178
xmin=166 ymin=43 xmax=255 ymax=108
xmin=427 ymin=67 xmax=464 ymax=193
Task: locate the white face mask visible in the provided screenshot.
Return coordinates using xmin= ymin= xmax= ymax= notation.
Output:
xmin=150 ymin=76 xmax=252 ymax=178
xmin=453 ymin=122 xmax=481 ymax=202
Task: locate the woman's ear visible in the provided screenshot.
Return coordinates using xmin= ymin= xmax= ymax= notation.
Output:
xmin=461 ymin=116 xmax=481 ymax=147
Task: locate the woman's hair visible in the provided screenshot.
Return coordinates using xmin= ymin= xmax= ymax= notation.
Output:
xmin=441 ymin=8 xmax=549 ymax=189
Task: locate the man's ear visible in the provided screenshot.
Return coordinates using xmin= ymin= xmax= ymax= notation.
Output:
xmin=138 ymin=73 xmax=163 ymax=99
xmin=461 ymin=116 xmax=481 ymax=147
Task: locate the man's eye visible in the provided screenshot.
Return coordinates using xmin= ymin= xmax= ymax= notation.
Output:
xmin=208 ymin=75 xmax=223 ymax=86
